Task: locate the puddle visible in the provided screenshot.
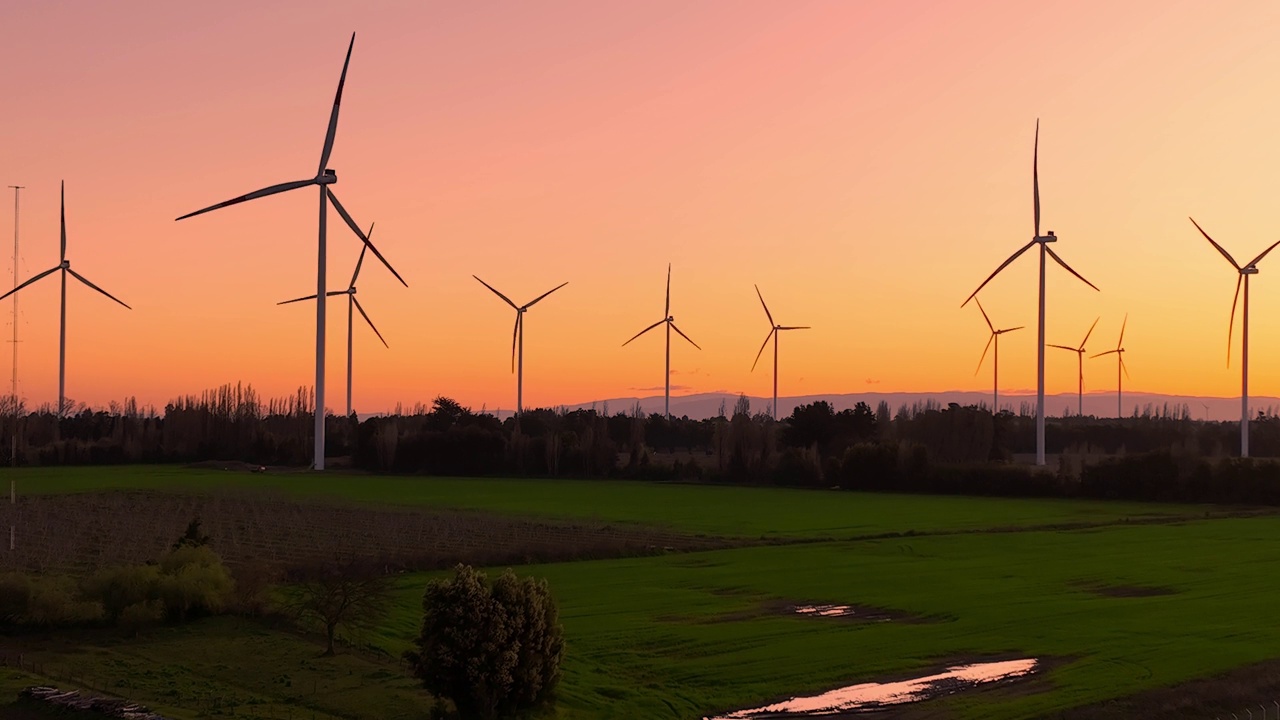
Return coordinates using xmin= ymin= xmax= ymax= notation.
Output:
xmin=782 ymin=602 xmax=910 ymax=623
xmin=703 ymin=658 xmax=1039 ymax=719
xmin=792 ymin=604 xmax=857 ymax=618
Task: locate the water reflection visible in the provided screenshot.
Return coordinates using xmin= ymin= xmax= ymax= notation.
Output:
xmin=704 ymin=658 xmax=1039 ymax=719
xmin=792 ymin=604 xmax=856 ymax=618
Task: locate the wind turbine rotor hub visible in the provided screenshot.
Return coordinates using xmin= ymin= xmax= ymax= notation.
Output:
xmin=60 ymin=260 xmax=70 ymax=269
xmin=668 ymin=316 xmax=674 ymax=322
xmin=349 ymin=286 xmax=357 ymax=295
xmin=317 ymin=170 xmax=337 ymax=184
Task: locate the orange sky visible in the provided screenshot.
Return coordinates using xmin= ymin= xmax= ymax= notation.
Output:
xmin=3 ymin=0 xmax=1280 ymax=414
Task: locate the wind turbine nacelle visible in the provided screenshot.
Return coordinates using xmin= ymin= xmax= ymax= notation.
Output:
xmin=317 ymin=170 xmax=337 ymax=185
xmin=60 ymin=260 xmax=70 ymax=269
xmin=1243 ymin=266 xmax=1260 ymax=275
xmin=1036 ymin=231 xmax=1057 ymax=243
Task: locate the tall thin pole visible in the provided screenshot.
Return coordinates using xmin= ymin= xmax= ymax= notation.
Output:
xmin=346 ymin=296 xmax=353 ymax=418
xmin=772 ymin=330 xmax=779 ymax=420
xmin=1036 ymin=244 xmax=1046 ymax=465
xmin=314 ymin=187 xmax=327 ymax=471
xmin=1242 ymin=275 xmax=1250 ymax=458
xmin=58 ymin=268 xmax=66 ymax=422
xmin=8 ymin=186 xmax=21 ymax=467
xmin=1077 ymin=354 xmax=1083 ymax=416
xmin=517 ymin=312 xmax=524 ymax=415
xmin=664 ymin=321 xmax=671 ymax=420
xmin=993 ymin=334 xmax=999 ymax=413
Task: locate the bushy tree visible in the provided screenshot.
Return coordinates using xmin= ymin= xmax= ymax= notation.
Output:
xmin=406 ymin=564 xmax=564 ymax=720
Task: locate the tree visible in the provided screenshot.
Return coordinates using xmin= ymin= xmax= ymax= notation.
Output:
xmin=406 ymin=564 xmax=564 ymax=720
xmin=172 ymin=516 xmax=210 ymax=550
xmin=286 ymin=560 xmax=395 ymax=657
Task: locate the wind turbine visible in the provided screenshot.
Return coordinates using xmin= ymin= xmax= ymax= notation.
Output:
xmin=278 ymin=236 xmax=389 ymax=419
xmin=962 ymin=120 xmax=1099 ymax=466
xmin=0 ymin=182 xmax=130 ymax=424
xmin=972 ymin=298 xmax=1023 ymax=414
xmin=623 ymin=264 xmax=700 ymax=420
xmin=1048 ymin=317 xmax=1100 ymax=416
xmin=1189 ymin=217 xmax=1280 ymax=458
xmin=175 ymin=33 xmax=407 ymax=471
xmin=1090 ymin=314 xmax=1128 ymax=419
xmin=750 ymin=285 xmax=810 ymax=420
xmin=473 ymin=275 xmax=568 ymax=417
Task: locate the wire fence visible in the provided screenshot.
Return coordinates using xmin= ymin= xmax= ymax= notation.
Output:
xmin=1216 ymin=701 xmax=1280 ymax=720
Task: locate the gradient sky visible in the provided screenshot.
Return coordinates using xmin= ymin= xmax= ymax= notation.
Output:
xmin=2 ymin=0 xmax=1280 ymax=414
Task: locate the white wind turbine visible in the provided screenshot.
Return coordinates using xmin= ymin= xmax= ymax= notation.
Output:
xmin=279 ymin=236 xmax=389 ymax=418
xmin=175 ymin=33 xmax=406 ymax=470
xmin=0 ymin=182 xmax=130 ymax=424
xmin=962 ymin=120 xmax=1099 ymax=466
xmin=1189 ymin=217 xmax=1280 ymax=458
xmin=750 ymin=285 xmax=809 ymax=420
xmin=1090 ymin=314 xmax=1128 ymax=419
xmin=972 ymin=297 xmax=1023 ymax=414
xmin=1048 ymin=317 xmax=1100 ymax=416
xmin=623 ymin=264 xmax=700 ymax=420
xmin=473 ymin=276 xmax=568 ymax=417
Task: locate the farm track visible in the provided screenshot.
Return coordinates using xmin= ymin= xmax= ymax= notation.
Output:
xmin=0 ymin=490 xmax=743 ymax=574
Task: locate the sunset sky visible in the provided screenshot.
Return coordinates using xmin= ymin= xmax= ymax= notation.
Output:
xmin=3 ymin=0 xmax=1280 ymax=414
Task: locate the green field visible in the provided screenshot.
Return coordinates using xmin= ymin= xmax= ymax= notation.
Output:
xmin=6 ymin=465 xmax=1211 ymax=539
xmin=3 ymin=465 xmax=1278 ymax=719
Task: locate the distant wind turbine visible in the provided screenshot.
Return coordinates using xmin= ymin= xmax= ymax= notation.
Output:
xmin=973 ymin=298 xmax=1023 ymax=414
xmin=175 ymin=33 xmax=406 ymax=471
xmin=0 ymin=182 xmax=130 ymax=423
xmin=750 ymin=285 xmax=810 ymax=420
xmin=1048 ymin=317 xmax=1100 ymax=416
xmin=962 ymin=120 xmax=1099 ymax=465
xmin=473 ymin=276 xmax=568 ymax=417
xmin=623 ymin=264 xmax=700 ymax=420
xmin=279 ymin=235 xmax=389 ymax=418
xmin=1189 ymin=218 xmax=1280 ymax=458
xmin=1090 ymin=314 xmax=1128 ymax=419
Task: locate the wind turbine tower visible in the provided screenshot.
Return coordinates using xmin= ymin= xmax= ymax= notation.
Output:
xmin=623 ymin=264 xmax=700 ymax=420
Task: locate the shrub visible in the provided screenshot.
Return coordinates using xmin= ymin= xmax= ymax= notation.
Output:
xmin=81 ymin=565 xmax=160 ymax=623
xmin=155 ymin=545 xmax=234 ymax=622
xmin=25 ymin=577 xmax=102 ymax=627
xmin=0 ymin=573 xmax=31 ymax=626
xmin=406 ymin=564 xmax=564 ymax=720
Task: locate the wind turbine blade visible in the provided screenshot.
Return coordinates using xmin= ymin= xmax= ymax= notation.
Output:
xmin=318 ymin=33 xmax=356 ymax=174
xmin=1091 ymin=349 xmax=1119 ymax=358
xmin=1247 ymin=239 xmax=1280 ymax=268
xmin=751 ymin=328 xmax=775 ymax=372
xmin=1001 ymin=326 xmax=1025 ymax=333
xmin=1228 ymin=274 xmax=1242 ymax=367
xmin=1120 ymin=355 xmax=1130 ymax=380
xmin=175 ymin=179 xmax=314 ymax=221
xmin=778 ymin=326 xmax=810 ymax=330
xmin=1189 ymin=217 xmax=1241 ymax=270
xmin=473 ymin=275 xmax=518 ymax=309
xmin=975 ymin=333 xmax=995 ymax=375
xmin=67 ymin=268 xmax=131 ymax=309
xmin=60 ymin=181 xmax=67 ymax=261
xmin=1045 ymin=246 xmax=1099 ymax=292
xmin=1033 ymin=119 xmax=1040 ymax=237
xmin=328 ymin=190 xmax=407 ymax=287
xmin=277 ymin=293 xmax=320 ymax=306
xmin=511 ymin=312 xmax=520 ymax=373
xmin=1118 ymin=312 xmax=1128 ymax=347
xmin=1047 ymin=344 xmax=1079 ymax=352
xmin=349 ymin=242 xmax=368 ymax=289
xmin=754 ymin=284 xmax=774 ymax=326
xmin=524 ymin=281 xmax=568 ymax=308
xmin=670 ymin=322 xmax=701 ymax=350
xmin=975 ymin=296 xmax=994 ymax=332
xmin=1080 ymin=316 xmax=1100 ymax=350
xmin=961 ymin=240 xmax=1036 ymax=307
xmin=352 ymin=296 xmax=388 ymax=348
xmin=665 ymin=264 xmax=671 ymax=317
xmin=622 ymin=319 xmax=665 ymax=347
xmin=0 ymin=266 xmax=60 ymax=304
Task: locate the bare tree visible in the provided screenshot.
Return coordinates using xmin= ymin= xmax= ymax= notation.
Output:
xmin=285 ymin=560 xmax=395 ymax=657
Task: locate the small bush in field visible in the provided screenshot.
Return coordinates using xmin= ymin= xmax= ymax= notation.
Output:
xmin=81 ymin=565 xmax=161 ymax=623
xmin=156 ymin=545 xmax=235 ymax=622
xmin=25 ymin=577 xmax=102 ymax=627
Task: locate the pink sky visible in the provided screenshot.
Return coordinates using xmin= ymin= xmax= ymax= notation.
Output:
xmin=2 ymin=1 xmax=1280 ymax=414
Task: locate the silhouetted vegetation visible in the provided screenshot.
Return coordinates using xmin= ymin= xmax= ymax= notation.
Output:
xmin=12 ymin=384 xmax=1280 ymax=505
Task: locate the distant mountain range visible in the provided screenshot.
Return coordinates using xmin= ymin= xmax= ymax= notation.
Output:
xmin=545 ymin=391 xmax=1273 ymax=423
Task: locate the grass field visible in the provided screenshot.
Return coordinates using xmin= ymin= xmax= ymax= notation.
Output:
xmin=3 ymin=465 xmax=1279 ymax=719
xmin=5 ymin=465 xmax=1212 ymax=539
